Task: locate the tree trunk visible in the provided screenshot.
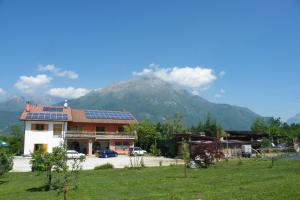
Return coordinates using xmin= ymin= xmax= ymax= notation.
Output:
xmin=46 ymin=166 xmax=52 ymax=190
xmin=293 ymin=138 xmax=299 ymax=152
xmin=64 ymin=186 xmax=68 ymax=200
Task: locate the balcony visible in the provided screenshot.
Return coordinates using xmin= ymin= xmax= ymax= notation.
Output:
xmin=65 ymin=131 xmax=136 ymax=140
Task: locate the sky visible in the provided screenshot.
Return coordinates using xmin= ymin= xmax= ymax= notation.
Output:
xmin=0 ymin=0 xmax=300 ymax=121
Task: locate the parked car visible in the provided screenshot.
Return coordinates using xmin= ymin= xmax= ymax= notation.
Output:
xmin=129 ymin=147 xmax=147 ymax=156
xmin=98 ymin=149 xmax=118 ymax=158
xmin=0 ymin=140 xmax=9 ymax=147
xmin=66 ymin=150 xmax=85 ymax=159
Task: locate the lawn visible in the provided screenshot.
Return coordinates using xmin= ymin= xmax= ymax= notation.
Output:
xmin=1 ymin=160 xmax=300 ymax=200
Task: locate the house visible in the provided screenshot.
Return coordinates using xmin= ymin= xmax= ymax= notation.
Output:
xmin=20 ymin=102 xmax=138 ymax=155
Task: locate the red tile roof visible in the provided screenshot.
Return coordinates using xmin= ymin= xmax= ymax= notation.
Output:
xmin=19 ymin=105 xmax=72 ymax=121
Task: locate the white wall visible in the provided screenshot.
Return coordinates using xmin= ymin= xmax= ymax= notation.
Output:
xmin=23 ymin=121 xmax=67 ymax=155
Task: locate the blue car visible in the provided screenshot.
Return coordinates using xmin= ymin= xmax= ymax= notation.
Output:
xmin=98 ymin=150 xmax=118 ymax=158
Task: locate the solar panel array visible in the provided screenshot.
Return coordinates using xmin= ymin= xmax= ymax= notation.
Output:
xmin=26 ymin=112 xmax=68 ymax=121
xmin=43 ymin=107 xmax=64 ymax=112
xmin=85 ymin=110 xmax=135 ymax=120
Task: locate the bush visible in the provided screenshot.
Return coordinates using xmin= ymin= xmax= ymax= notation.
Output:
xmin=149 ymin=144 xmax=161 ymax=156
xmin=94 ymin=163 xmax=114 ymax=170
xmin=261 ymin=137 xmax=272 ymax=148
xmin=0 ymin=149 xmax=13 ymax=176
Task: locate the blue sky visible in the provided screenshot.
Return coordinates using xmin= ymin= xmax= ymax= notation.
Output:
xmin=0 ymin=0 xmax=299 ymax=120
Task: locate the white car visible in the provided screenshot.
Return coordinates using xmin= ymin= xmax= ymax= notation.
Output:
xmin=66 ymin=150 xmax=85 ymax=159
xmin=129 ymin=147 xmax=147 ymax=156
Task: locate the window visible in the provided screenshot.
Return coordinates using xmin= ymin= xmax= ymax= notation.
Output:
xmin=115 ymin=141 xmax=129 ymax=150
xmin=118 ymin=126 xmax=125 ymax=132
xmin=31 ymin=124 xmax=48 ymax=131
xmin=96 ymin=126 xmax=105 ymax=132
xmin=53 ymin=124 xmax=63 ymax=137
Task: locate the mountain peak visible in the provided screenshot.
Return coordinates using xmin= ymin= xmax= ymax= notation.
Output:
xmin=68 ymin=77 xmax=261 ymax=130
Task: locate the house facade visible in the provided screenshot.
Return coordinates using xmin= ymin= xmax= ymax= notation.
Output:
xmin=20 ymin=102 xmax=137 ymax=155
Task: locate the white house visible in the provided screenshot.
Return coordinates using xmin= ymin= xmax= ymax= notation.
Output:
xmin=20 ymin=102 xmax=137 ymax=156
xmin=20 ymin=102 xmax=71 ymax=155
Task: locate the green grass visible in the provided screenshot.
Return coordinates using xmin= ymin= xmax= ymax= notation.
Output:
xmin=1 ymin=160 xmax=300 ymax=200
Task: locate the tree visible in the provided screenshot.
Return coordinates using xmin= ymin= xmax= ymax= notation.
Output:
xmin=181 ymin=139 xmax=190 ymax=178
xmin=160 ymin=113 xmax=185 ymax=139
xmin=0 ymin=149 xmax=13 ymax=178
xmin=130 ymin=120 xmax=160 ymax=151
xmin=53 ymin=150 xmax=85 ymax=200
xmin=251 ymin=118 xmax=268 ymax=133
xmin=31 ymin=144 xmax=85 ymax=197
xmin=0 ymin=125 xmax=24 ymax=155
xmin=191 ymin=114 xmax=223 ymax=138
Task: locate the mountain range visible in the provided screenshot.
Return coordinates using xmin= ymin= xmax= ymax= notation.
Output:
xmin=67 ymin=76 xmax=261 ymax=130
xmin=0 ymin=76 xmax=270 ymax=133
xmin=287 ymin=114 xmax=300 ymax=125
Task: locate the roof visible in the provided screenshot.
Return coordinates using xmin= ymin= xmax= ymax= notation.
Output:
xmin=19 ymin=104 xmax=138 ymax=124
xmin=20 ymin=105 xmax=72 ymax=122
xmin=225 ymin=131 xmax=267 ymax=136
xmin=71 ymin=109 xmax=138 ymax=124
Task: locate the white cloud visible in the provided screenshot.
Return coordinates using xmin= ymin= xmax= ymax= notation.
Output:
xmin=133 ymin=64 xmax=217 ymax=90
xmin=214 ymin=88 xmax=225 ymax=98
xmin=15 ymin=74 xmax=52 ymax=93
xmin=0 ymin=88 xmax=5 ymax=95
xmin=47 ymin=87 xmax=91 ymax=99
xmin=219 ymin=70 xmax=226 ymax=78
xmin=38 ymin=64 xmax=79 ymax=79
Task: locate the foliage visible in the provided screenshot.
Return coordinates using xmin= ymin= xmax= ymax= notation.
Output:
xmin=260 ymin=137 xmax=272 ymax=148
xmin=158 ymin=113 xmax=185 ymax=139
xmin=149 ymin=144 xmax=160 ymax=156
xmin=251 ymin=117 xmax=300 ymax=148
xmin=157 ymin=138 xmax=177 ymax=158
xmin=0 ymin=125 xmax=24 ymax=155
xmin=191 ymin=115 xmax=224 ymax=138
xmin=129 ymin=120 xmax=160 ymax=151
xmin=251 ymin=118 xmax=268 ymax=133
xmin=94 ymin=163 xmax=114 ymax=170
xmin=191 ymin=140 xmax=223 ymax=167
xmin=30 ymin=144 xmax=85 ymax=199
xmin=53 ymin=153 xmax=85 ymax=200
xmin=181 ymin=139 xmax=190 ymax=178
xmin=0 ymin=149 xmax=13 ymax=177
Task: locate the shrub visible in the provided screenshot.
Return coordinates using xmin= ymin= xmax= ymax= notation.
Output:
xmin=0 ymin=149 xmax=13 ymax=177
xmin=261 ymin=137 xmax=272 ymax=148
xmin=149 ymin=144 xmax=161 ymax=156
xmin=94 ymin=163 xmax=114 ymax=170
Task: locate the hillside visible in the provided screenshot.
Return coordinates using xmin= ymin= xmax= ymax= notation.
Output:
xmin=68 ymin=76 xmax=261 ymax=130
xmin=287 ymin=114 xmax=300 ymax=124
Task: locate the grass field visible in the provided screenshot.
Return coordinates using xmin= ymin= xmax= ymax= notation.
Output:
xmin=1 ymin=160 xmax=300 ymax=200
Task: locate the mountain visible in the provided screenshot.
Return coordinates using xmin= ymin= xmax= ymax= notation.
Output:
xmin=68 ymin=76 xmax=261 ymax=130
xmin=0 ymin=95 xmax=64 ymax=133
xmin=287 ymin=114 xmax=300 ymax=125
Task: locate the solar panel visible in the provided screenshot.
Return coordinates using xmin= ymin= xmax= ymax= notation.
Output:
xmin=43 ymin=107 xmax=64 ymax=112
xmin=26 ymin=113 xmax=68 ymax=121
xmin=84 ymin=110 xmax=135 ymax=120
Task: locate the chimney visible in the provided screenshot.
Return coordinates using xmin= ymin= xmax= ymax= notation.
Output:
xmin=25 ymin=101 xmax=31 ymax=112
xmin=64 ymin=100 xmax=68 ymax=108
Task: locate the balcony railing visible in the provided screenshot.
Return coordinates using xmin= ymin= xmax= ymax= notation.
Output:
xmin=65 ymin=131 xmax=136 ymax=140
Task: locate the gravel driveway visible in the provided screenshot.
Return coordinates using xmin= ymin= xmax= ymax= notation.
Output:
xmin=12 ymin=155 xmax=181 ymax=172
